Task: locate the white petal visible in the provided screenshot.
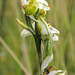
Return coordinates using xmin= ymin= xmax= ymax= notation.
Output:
xmin=52 ymin=34 xmax=59 ymax=41
xmin=41 ymin=54 xmax=53 ymax=74
xmin=36 ymin=0 xmax=50 ymax=10
xmin=21 ymin=29 xmax=32 ymax=37
xmin=36 ymin=0 xmax=48 ymax=5
xmin=49 ymin=25 xmax=60 ymax=34
xmin=48 ymin=70 xmax=66 ymax=75
xmin=39 ymin=18 xmax=50 ymax=37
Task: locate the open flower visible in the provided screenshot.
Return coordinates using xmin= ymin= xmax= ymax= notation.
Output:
xmin=38 ymin=18 xmax=60 ymax=42
xmin=41 ymin=54 xmax=53 ymax=75
xmin=41 ymin=54 xmax=66 ymax=75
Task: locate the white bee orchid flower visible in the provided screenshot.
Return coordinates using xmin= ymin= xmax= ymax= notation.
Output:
xmin=41 ymin=54 xmax=53 ymax=74
xmin=38 ymin=18 xmax=60 ymax=42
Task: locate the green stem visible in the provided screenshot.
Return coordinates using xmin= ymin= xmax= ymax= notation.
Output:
xmin=34 ymin=22 xmax=42 ymax=67
xmin=34 ymin=9 xmax=42 ymax=67
xmin=25 ymin=9 xmax=42 ymax=69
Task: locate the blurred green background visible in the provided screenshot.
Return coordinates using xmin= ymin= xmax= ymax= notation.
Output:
xmin=0 ymin=0 xmax=75 ymax=75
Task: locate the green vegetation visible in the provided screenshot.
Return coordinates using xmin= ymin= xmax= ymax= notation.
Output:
xmin=0 ymin=0 xmax=75 ymax=75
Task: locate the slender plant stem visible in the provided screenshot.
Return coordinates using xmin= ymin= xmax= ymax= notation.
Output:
xmin=34 ymin=9 xmax=42 ymax=67
xmin=34 ymin=22 xmax=42 ymax=67
xmin=0 ymin=37 xmax=31 ymax=75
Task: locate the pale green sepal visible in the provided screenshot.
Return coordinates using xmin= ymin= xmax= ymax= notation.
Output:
xmin=21 ymin=29 xmax=32 ymax=37
xmin=16 ymin=18 xmax=35 ymax=35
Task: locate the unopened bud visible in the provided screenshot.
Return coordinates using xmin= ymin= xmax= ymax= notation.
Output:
xmin=39 ymin=9 xmax=46 ymax=16
xmin=25 ymin=2 xmax=38 ymax=15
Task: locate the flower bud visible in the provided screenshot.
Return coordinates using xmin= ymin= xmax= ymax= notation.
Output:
xmin=39 ymin=9 xmax=46 ymax=16
xmin=25 ymin=2 xmax=38 ymax=15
